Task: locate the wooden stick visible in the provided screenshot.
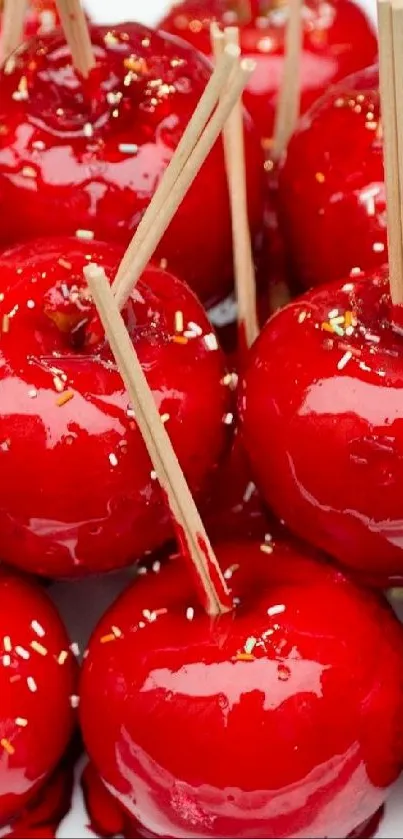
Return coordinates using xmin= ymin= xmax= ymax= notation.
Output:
xmin=0 ymin=0 xmax=27 ymax=66
xmin=55 ymin=0 xmax=95 ymax=78
xmin=114 ymin=44 xmax=240 ymax=295
xmin=113 ymin=58 xmax=255 ymax=311
xmin=211 ymin=24 xmax=259 ymax=350
xmin=85 ymin=263 xmax=232 ymax=618
xmin=272 ymin=0 xmax=303 ymax=161
xmin=378 ymin=0 xmax=403 ymax=304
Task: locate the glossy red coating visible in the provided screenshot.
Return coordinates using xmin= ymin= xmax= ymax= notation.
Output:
xmin=0 ymin=23 xmax=264 ymax=306
xmin=23 ymin=2 xmax=59 ymax=39
xmin=0 ymin=569 xmax=76 ymax=827
xmin=80 ymin=539 xmax=403 ymax=838
xmin=278 ymin=64 xmax=385 ymax=290
xmin=239 ymin=269 xmax=403 ymax=584
xmin=159 ymin=0 xmax=377 ymax=142
xmin=0 ymin=236 xmax=230 ymax=578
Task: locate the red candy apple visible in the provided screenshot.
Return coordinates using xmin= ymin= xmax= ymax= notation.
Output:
xmin=80 ymin=539 xmax=403 ymax=839
xmin=0 ymin=568 xmax=76 ymax=828
xmin=239 ymin=268 xmax=403 ymax=585
xmin=0 ymin=236 xmax=231 ymax=578
xmin=0 ymin=23 xmax=264 ymax=306
xmin=159 ymin=0 xmax=377 ymax=143
xmin=277 ymin=64 xmax=385 ymax=290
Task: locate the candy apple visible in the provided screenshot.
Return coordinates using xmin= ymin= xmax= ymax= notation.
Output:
xmin=159 ymin=0 xmax=377 ymax=143
xmin=0 ymin=23 xmax=264 ymax=306
xmin=80 ymin=539 xmax=403 ymax=838
xmin=0 ymin=236 xmax=231 ymax=578
xmin=239 ymin=268 xmax=403 ymax=585
xmin=277 ymin=64 xmax=385 ymax=290
xmin=0 ymin=568 xmax=76 ymax=828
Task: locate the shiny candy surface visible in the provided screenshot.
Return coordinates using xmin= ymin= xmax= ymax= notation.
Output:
xmin=0 ymin=237 xmax=230 ymax=578
xmin=0 ymin=23 xmax=264 ymax=306
xmin=159 ymin=0 xmax=377 ymax=143
xmin=80 ymin=540 xmax=403 ymax=838
xmin=278 ymin=65 xmax=385 ymax=289
xmin=240 ymin=270 xmax=403 ymax=584
xmin=0 ymin=570 xmax=76 ymax=827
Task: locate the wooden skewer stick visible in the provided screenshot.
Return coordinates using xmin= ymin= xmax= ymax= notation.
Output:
xmin=85 ymin=263 xmax=232 ymax=618
xmin=55 ymin=0 xmax=95 ymax=78
xmin=113 ymin=58 xmax=256 ymax=311
xmin=378 ymin=0 xmax=403 ymax=304
xmin=0 ymin=0 xmax=27 ymax=66
xmin=211 ymin=24 xmax=259 ymax=350
xmin=272 ymin=0 xmax=303 ymax=161
xmin=115 ymin=44 xmax=240 ymax=295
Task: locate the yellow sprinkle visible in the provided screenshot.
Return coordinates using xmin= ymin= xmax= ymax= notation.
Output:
xmin=57 ymin=650 xmax=68 ymax=665
xmin=58 ymin=258 xmax=72 ymax=270
xmin=161 ymin=413 xmax=170 ymax=424
xmin=330 ymin=315 xmax=345 ymax=325
xmin=232 ymin=652 xmax=255 ymax=662
xmin=1 ymin=738 xmax=14 ymax=755
xmin=53 ymin=376 xmax=65 ymax=393
xmin=31 ymin=641 xmax=47 ymax=656
xmin=15 ymin=718 xmax=28 ymax=728
xmin=3 ymin=636 xmax=11 ymax=652
xmin=174 ymin=311 xmax=184 ymax=333
xmin=22 ymin=166 xmax=37 ymax=179
xmin=321 ymin=322 xmax=334 ymax=333
xmin=344 ymin=311 xmax=354 ymax=327
xmin=56 ymin=390 xmax=74 ymax=407
xmin=172 ymin=335 xmax=188 ymax=345
xmin=260 ymin=543 xmax=274 ymax=555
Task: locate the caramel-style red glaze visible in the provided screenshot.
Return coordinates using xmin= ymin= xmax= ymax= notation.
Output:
xmin=278 ymin=64 xmax=385 ymax=290
xmin=0 ymin=23 xmax=264 ymax=306
xmin=0 ymin=569 xmax=76 ymax=828
xmin=239 ymin=269 xmax=403 ymax=585
xmin=0 ymin=236 xmax=231 ymax=578
xmin=159 ymin=0 xmax=377 ymax=143
xmin=80 ymin=539 xmax=403 ymax=838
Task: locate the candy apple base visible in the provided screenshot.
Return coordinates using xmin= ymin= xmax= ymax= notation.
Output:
xmin=159 ymin=0 xmax=377 ymax=143
xmin=0 ymin=236 xmax=230 ymax=578
xmin=80 ymin=541 xmax=403 ymax=838
xmin=240 ymin=270 xmax=403 ymax=585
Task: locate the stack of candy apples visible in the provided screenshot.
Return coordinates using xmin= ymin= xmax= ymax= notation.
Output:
xmin=2 ymin=0 xmax=403 ymax=837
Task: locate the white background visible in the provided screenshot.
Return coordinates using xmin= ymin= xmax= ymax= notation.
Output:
xmin=51 ymin=1 xmax=403 ymax=837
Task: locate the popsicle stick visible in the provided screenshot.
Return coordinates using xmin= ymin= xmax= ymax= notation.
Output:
xmin=0 ymin=0 xmax=27 ymax=66
xmin=211 ymin=24 xmax=259 ymax=350
xmin=113 ymin=58 xmax=256 ymax=311
xmin=272 ymin=0 xmax=303 ymax=160
xmin=115 ymin=43 xmax=240 ymax=294
xmin=86 ymin=263 xmax=232 ymax=618
xmin=378 ymin=0 xmax=403 ymax=304
xmin=55 ymin=0 xmax=95 ymax=77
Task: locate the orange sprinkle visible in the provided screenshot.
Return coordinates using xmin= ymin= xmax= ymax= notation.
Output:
xmin=2 ymin=315 xmax=9 ymax=333
xmin=58 ymin=258 xmax=72 ymax=270
xmin=57 ymin=650 xmax=68 ymax=665
xmin=232 ymin=652 xmax=255 ymax=662
xmin=1 ymin=738 xmax=14 ymax=755
xmin=321 ymin=322 xmax=334 ymax=333
xmin=100 ymin=633 xmax=116 ymax=644
xmin=56 ymin=390 xmax=74 ymax=407
xmin=344 ymin=310 xmax=354 ymax=327
xmin=172 ymin=335 xmax=188 ymax=345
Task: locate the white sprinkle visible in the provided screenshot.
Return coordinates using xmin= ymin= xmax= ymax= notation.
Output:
xmin=138 ymin=621 xmax=146 ymax=629
xmin=58 ymin=650 xmax=68 ymax=665
xmin=2 ymin=655 xmax=10 ymax=667
xmin=223 ymin=412 xmax=234 ymax=425
xmin=15 ymin=717 xmax=28 ymax=727
xmin=260 ymin=543 xmax=273 ymax=555
xmin=75 ymin=229 xmax=95 ymax=242
xmin=233 ymin=597 xmax=241 ymax=605
xmin=186 ymin=607 xmax=194 ymax=621
xmin=150 ymin=470 xmax=157 ymax=481
xmin=264 ymin=532 xmax=273 ymax=543
xmin=350 ymin=267 xmax=362 ymax=277
xmin=298 ymin=311 xmax=307 ymax=323
xmin=28 ymin=388 xmax=37 ymax=399
xmin=15 ymin=646 xmax=29 ymax=660
xmin=337 ymin=351 xmax=352 ymax=371
xmin=109 ymin=453 xmax=118 ymax=467
xmin=203 ymin=333 xmax=218 ymax=351
xmin=152 ymin=561 xmax=161 ymax=573
xmin=27 ymin=677 xmax=37 ymax=693
xmin=328 ymin=309 xmax=339 ymax=319
xmin=83 ymin=122 xmax=93 ymax=138
xmin=267 ymin=604 xmax=286 ymax=617
xmin=160 ymin=413 xmax=170 ymax=424
xmin=342 ymin=282 xmax=354 ymax=292
xmin=31 ymin=620 xmax=45 ymax=638
xmin=126 ymin=407 xmax=136 ymax=419
xmin=137 ymin=566 xmax=147 ymax=576
xmin=32 ymin=140 xmax=45 ymax=151
xmin=359 ymin=361 xmax=372 ymax=373
xmin=111 ymin=626 xmax=122 ymax=638
xmin=373 ymin=242 xmax=385 ymax=253
xmin=118 ymin=143 xmax=139 ymax=155
xmin=26 ymin=299 xmax=35 ymax=309
xmin=70 ymin=694 xmax=80 ymax=708
xmin=243 ymin=482 xmax=255 ymax=503
xmin=224 ymin=563 xmax=240 ymax=580
xmin=187 ymin=321 xmax=203 ymax=336
xmin=70 ymin=642 xmax=80 ymax=658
